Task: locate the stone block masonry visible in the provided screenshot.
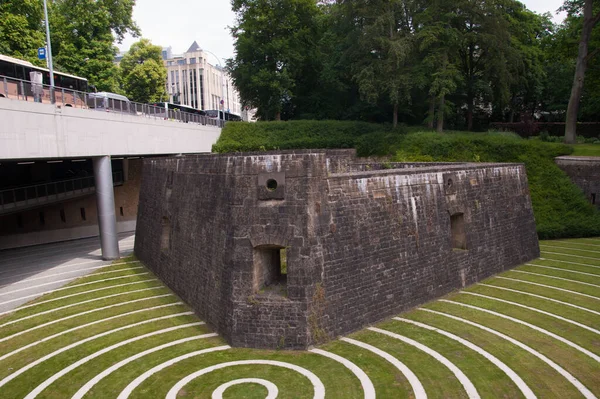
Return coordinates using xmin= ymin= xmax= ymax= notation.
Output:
xmin=135 ymin=149 xmax=539 ymax=349
xmin=555 ymin=156 xmax=600 ymax=210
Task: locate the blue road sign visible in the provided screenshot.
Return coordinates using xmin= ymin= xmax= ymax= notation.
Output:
xmin=38 ymin=47 xmax=46 ymax=60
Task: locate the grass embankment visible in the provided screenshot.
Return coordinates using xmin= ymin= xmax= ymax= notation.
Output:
xmin=1 ymin=239 xmax=599 ymax=398
xmin=571 ymin=144 xmax=600 ymax=157
xmin=213 ymin=121 xmax=600 ymax=239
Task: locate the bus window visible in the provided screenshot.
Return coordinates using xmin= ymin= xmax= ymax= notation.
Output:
xmin=0 ymin=60 xmax=15 ymax=77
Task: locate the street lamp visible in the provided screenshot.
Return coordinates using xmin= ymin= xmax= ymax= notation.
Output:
xmin=203 ymin=49 xmax=226 ymax=125
xmin=43 ymin=0 xmax=55 ymax=102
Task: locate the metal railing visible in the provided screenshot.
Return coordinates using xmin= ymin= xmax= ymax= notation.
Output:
xmin=0 ymin=171 xmax=123 ymax=213
xmin=0 ymin=75 xmax=223 ymax=128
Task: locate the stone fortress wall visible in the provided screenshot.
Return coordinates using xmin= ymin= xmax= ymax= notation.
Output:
xmin=134 ymin=149 xmax=539 ymax=349
xmin=555 ymin=156 xmax=600 ymax=210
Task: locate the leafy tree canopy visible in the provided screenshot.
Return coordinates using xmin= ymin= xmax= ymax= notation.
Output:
xmin=119 ymin=38 xmax=168 ymax=103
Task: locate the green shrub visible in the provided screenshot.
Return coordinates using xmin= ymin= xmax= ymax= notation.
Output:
xmin=213 ymin=121 xmax=600 ymax=239
xmin=212 ymin=120 xmax=406 ymax=157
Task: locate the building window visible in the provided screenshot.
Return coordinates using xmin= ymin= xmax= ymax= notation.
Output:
xmin=450 ymin=213 xmax=467 ymax=250
xmin=177 ymin=59 xmax=186 ymax=65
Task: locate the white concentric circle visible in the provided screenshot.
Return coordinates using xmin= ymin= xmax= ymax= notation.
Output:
xmin=211 ymin=378 xmax=278 ymax=399
xmin=165 ymin=360 xmax=326 ymax=399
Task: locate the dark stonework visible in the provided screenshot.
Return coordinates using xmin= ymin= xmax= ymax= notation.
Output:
xmin=135 ymin=149 xmax=540 ymax=349
xmin=555 ymin=156 xmax=600 ymax=210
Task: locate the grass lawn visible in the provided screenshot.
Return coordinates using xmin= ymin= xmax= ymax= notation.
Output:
xmin=0 ymin=239 xmax=598 ymax=398
xmin=570 ymin=143 xmax=600 ymax=157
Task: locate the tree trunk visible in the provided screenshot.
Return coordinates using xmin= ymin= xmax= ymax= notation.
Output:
xmin=565 ymin=0 xmax=597 ymax=144
xmin=467 ymin=99 xmax=473 ymax=131
xmin=436 ymin=95 xmax=445 ymax=133
xmin=427 ymin=96 xmax=435 ymax=129
xmin=393 ymin=103 xmax=398 ymax=129
xmin=275 ymin=111 xmax=281 ymax=121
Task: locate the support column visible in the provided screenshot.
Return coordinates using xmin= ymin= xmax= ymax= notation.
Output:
xmin=93 ymin=156 xmax=120 ymax=260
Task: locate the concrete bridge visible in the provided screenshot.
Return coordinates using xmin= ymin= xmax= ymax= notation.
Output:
xmin=0 ymin=95 xmax=222 ymax=258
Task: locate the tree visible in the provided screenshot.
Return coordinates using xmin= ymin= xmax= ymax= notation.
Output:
xmin=344 ymin=0 xmax=416 ymax=128
xmin=228 ymin=0 xmax=320 ymax=120
xmin=414 ymin=0 xmax=462 ymax=132
xmin=49 ymin=0 xmax=139 ymax=92
xmin=0 ymin=0 xmax=45 ymax=65
xmin=563 ymin=0 xmax=600 ymax=143
xmin=119 ymin=39 xmax=167 ymax=103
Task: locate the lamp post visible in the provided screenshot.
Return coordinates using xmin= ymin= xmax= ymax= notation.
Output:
xmin=43 ymin=0 xmax=55 ymax=103
xmin=203 ymin=49 xmax=226 ymax=125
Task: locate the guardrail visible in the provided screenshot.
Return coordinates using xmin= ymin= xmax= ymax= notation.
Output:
xmin=0 ymin=75 xmax=224 ymax=128
xmin=0 ymin=172 xmax=123 ymax=214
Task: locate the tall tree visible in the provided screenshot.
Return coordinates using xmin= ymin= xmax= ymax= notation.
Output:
xmin=119 ymin=39 xmax=167 ymax=103
xmin=228 ymin=0 xmax=320 ymax=120
xmin=563 ymin=0 xmax=600 ymax=143
xmin=49 ymin=0 xmax=139 ymax=92
xmin=0 ymin=0 xmax=45 ymax=65
xmin=344 ymin=0 xmax=416 ymax=128
xmin=414 ymin=0 xmax=462 ymax=132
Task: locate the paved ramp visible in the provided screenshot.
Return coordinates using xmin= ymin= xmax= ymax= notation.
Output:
xmin=0 ymin=233 xmax=135 ymax=313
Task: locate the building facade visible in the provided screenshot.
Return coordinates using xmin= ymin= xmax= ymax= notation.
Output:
xmin=164 ymin=41 xmax=241 ymax=117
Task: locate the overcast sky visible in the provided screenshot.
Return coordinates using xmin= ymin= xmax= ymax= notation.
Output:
xmin=117 ymin=0 xmax=566 ymax=62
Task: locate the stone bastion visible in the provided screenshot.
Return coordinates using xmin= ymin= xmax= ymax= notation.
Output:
xmin=134 ymin=149 xmax=540 ymax=349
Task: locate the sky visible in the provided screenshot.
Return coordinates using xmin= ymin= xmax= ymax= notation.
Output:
xmin=117 ymin=0 xmax=567 ymax=61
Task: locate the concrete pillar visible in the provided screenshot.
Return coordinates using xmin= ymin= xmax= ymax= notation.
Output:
xmin=93 ymin=156 xmax=120 ymax=260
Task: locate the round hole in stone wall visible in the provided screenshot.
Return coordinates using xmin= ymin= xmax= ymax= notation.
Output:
xmin=447 ymin=178 xmax=453 ymax=187
xmin=266 ymin=179 xmax=278 ymax=191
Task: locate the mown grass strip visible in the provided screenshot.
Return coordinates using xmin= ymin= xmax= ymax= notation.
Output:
xmin=476 ymin=283 xmax=600 ymax=317
xmin=425 ymin=301 xmax=600 ymax=395
xmin=0 ymin=313 xmax=196 ymax=393
xmin=309 ymin=348 xmax=375 ymax=398
xmin=540 ymin=251 xmax=600 ymax=265
xmin=0 ymin=286 xmax=166 ymax=327
xmin=394 ymin=317 xmax=536 ymax=398
xmin=369 ymin=326 xmax=480 ymax=398
xmin=0 ymin=303 xmax=186 ymax=363
xmin=415 ymin=308 xmax=596 ymax=399
xmin=458 ymin=291 xmax=600 ymax=335
xmin=71 ymin=333 xmax=219 ymax=399
xmin=534 ymin=258 xmax=600 ymax=272
xmin=511 ymin=270 xmax=600 ymax=289
xmin=0 ymin=271 xmax=149 ymax=298
xmin=495 ymin=276 xmax=600 ymax=300
xmin=0 ymin=261 xmax=141 ymax=286
xmin=346 ymin=329 xmax=468 ymax=398
xmin=340 ymin=337 xmax=426 ymax=399
xmin=24 ymin=323 xmax=205 ymax=399
xmin=540 ymin=244 xmax=600 ymax=255
xmin=550 ymin=240 xmax=600 ymax=249
xmin=318 ymin=339 xmax=412 ymax=398
xmin=116 ymin=346 xmax=231 ymax=399
xmin=0 ymin=279 xmax=159 ymax=317
xmin=524 ymin=264 xmax=600 ymax=278
xmin=0 ymin=294 xmax=176 ymax=342
xmin=519 ymin=263 xmax=600 ymax=280
xmin=0 ymin=274 xmax=152 ymax=308
xmin=440 ymin=300 xmax=600 ymax=363
xmin=164 ymin=359 xmax=327 ymax=399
